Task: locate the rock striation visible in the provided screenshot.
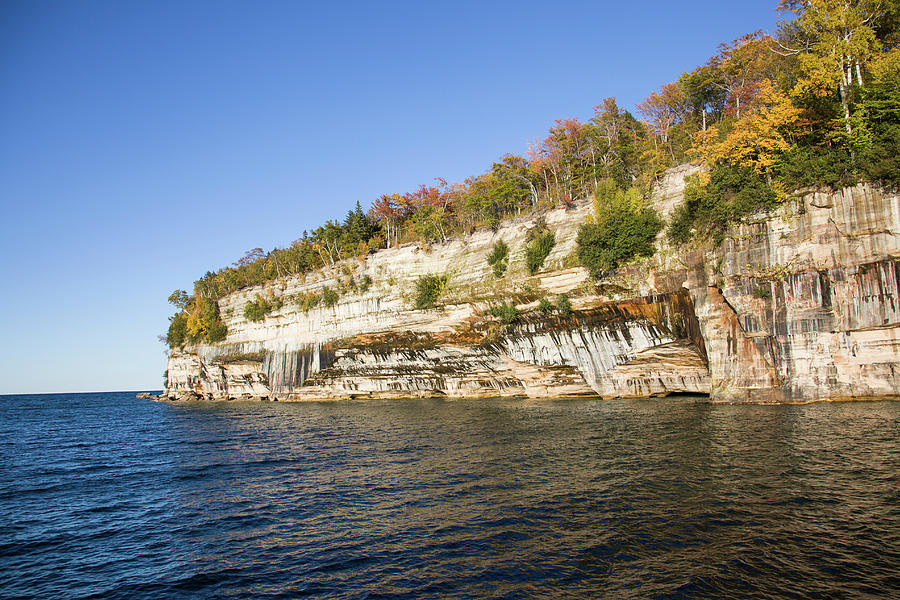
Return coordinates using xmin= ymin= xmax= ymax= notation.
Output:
xmin=164 ymin=167 xmax=900 ymax=403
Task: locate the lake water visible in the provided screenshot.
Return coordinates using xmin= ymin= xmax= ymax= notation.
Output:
xmin=0 ymin=392 xmax=897 ymax=599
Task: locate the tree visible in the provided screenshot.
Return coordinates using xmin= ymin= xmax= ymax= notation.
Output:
xmin=343 ymin=200 xmax=377 ymax=253
xmin=589 ymin=98 xmax=647 ymax=188
xmin=370 ymin=194 xmax=402 ymax=247
xmin=777 ymin=0 xmax=881 ymax=152
xmin=411 ymin=205 xmax=452 ymax=243
xmin=168 ymin=290 xmax=191 ymax=310
xmin=489 ymin=154 xmax=537 ymax=214
xmin=486 ymin=239 xmax=509 ymax=277
xmin=577 ymin=184 xmax=662 ymax=276
xmin=712 ymin=31 xmax=776 ymax=119
xmin=695 ymin=80 xmax=800 ymax=183
xmin=637 ymin=82 xmax=691 ymax=160
xmin=234 ymin=247 xmax=265 ymax=267
xmin=679 ymin=65 xmax=728 ymax=131
xmin=860 ymin=47 xmax=900 ymax=183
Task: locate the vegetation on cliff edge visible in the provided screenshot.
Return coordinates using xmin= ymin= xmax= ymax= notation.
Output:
xmin=165 ymin=0 xmax=900 ymax=347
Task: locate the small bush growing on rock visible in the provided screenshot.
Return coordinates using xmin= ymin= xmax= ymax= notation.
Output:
xmin=577 ymin=183 xmax=661 ymax=278
xmin=321 ymin=286 xmax=340 ymax=308
xmin=212 ymin=351 xmax=266 ymax=364
xmin=244 ymin=296 xmax=272 ymax=322
xmin=557 ymin=294 xmax=572 ymax=316
xmin=487 ymin=302 xmax=519 ymax=324
xmin=359 ymin=274 xmax=373 ymax=293
xmin=297 ymin=291 xmax=321 ymax=312
xmin=667 ymin=166 xmax=777 ymax=246
xmin=487 ymin=239 xmax=509 ymax=277
xmin=753 ymin=286 xmax=772 ymax=300
xmin=414 ymin=273 xmax=450 ymax=309
xmin=167 ymin=312 xmax=189 ymax=347
xmin=524 ymin=219 xmax=555 ymax=275
xmin=537 ymin=298 xmax=553 ymax=312
xmin=207 ymin=320 xmax=227 ymax=342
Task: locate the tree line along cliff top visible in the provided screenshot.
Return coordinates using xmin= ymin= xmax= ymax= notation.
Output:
xmin=165 ymin=0 xmax=900 ymax=349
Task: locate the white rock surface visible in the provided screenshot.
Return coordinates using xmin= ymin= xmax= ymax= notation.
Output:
xmin=164 ymin=171 xmax=900 ymax=403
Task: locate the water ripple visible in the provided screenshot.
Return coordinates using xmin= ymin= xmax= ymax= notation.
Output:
xmin=0 ymin=393 xmax=897 ymax=599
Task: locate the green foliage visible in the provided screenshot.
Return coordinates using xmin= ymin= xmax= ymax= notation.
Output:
xmin=524 ymin=218 xmax=555 ymax=275
xmin=244 ymin=295 xmax=273 ymax=322
xmin=358 ymin=274 xmax=373 ymax=293
xmin=411 ymin=205 xmax=452 ymax=243
xmin=667 ymin=165 xmax=777 ymax=245
xmin=414 ymin=273 xmax=450 ymax=310
xmin=577 ymin=184 xmax=662 ymax=276
xmin=774 ymin=144 xmax=854 ymax=190
xmin=859 ymin=49 xmax=900 ymax=186
xmin=753 ymin=286 xmax=772 ymax=300
xmin=343 ymin=201 xmax=377 ymax=247
xmin=321 ymin=286 xmax=340 ymax=308
xmin=166 ymin=293 xmax=227 ymax=347
xmin=537 ymin=298 xmax=553 ymax=312
xmin=557 ymin=294 xmax=572 ymax=316
xmin=486 ymin=239 xmax=509 ymax=277
xmin=206 ymin=320 xmax=228 ymax=342
xmin=167 ymin=312 xmax=188 ymax=347
xmin=487 ymin=302 xmax=519 ymax=324
xmin=168 ymin=8 xmax=900 ymax=348
xmin=297 ymin=291 xmax=321 ymax=312
xmin=185 ymin=296 xmax=226 ymax=343
xmin=212 ymin=351 xmax=266 ymax=364
xmin=168 ymin=290 xmax=191 ymax=310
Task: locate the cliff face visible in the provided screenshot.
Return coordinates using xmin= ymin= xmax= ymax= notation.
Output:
xmin=165 ymin=166 xmax=900 ymax=403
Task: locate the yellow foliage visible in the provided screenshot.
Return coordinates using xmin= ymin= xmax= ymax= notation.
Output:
xmin=695 ymin=80 xmax=800 ymax=177
xmin=867 ymin=47 xmax=900 ymax=84
xmin=185 ymin=300 xmax=204 ymax=338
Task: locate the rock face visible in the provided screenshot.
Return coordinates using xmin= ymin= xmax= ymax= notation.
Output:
xmin=164 ymin=170 xmax=900 ymax=403
xmin=692 ymin=185 xmax=900 ymax=402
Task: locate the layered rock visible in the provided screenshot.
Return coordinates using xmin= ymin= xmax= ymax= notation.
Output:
xmin=164 ymin=170 xmax=900 ymax=403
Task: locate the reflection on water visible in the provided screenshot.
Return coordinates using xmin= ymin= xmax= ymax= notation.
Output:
xmin=1 ymin=393 xmax=898 ymax=599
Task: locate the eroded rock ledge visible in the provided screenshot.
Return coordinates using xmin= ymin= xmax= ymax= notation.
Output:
xmin=162 ymin=169 xmax=900 ymax=404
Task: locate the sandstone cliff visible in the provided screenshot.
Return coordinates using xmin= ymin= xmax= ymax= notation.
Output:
xmin=164 ymin=166 xmax=900 ymax=403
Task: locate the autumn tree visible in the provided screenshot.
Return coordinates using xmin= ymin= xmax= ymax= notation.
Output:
xmin=776 ymin=0 xmax=881 ymax=152
xmin=370 ymin=194 xmax=403 ymax=247
xmin=695 ymin=80 xmax=800 ymax=184
xmin=637 ymin=82 xmax=691 ymax=163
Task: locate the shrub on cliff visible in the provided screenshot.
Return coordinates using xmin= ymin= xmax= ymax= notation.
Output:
xmin=206 ymin=320 xmax=227 ymax=342
xmin=577 ymin=184 xmax=661 ymax=277
xmin=244 ymin=296 xmax=272 ymax=322
xmin=667 ymin=165 xmax=776 ymax=245
xmin=524 ymin=218 xmax=555 ymax=275
xmin=487 ymin=302 xmax=518 ymax=324
xmin=414 ymin=273 xmax=450 ymax=309
xmin=166 ymin=294 xmax=228 ymax=346
xmin=487 ymin=239 xmax=509 ymax=277
xmin=167 ymin=312 xmax=188 ymax=347
xmin=321 ymin=286 xmax=340 ymax=308
xmin=297 ymin=291 xmax=321 ymax=312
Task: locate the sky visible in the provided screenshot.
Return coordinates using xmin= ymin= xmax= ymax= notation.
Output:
xmin=0 ymin=0 xmax=784 ymax=394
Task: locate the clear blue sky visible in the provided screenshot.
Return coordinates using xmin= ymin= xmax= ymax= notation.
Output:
xmin=0 ymin=1 xmax=782 ymax=394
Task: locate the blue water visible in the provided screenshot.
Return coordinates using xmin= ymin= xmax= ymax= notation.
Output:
xmin=0 ymin=393 xmax=897 ymax=599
